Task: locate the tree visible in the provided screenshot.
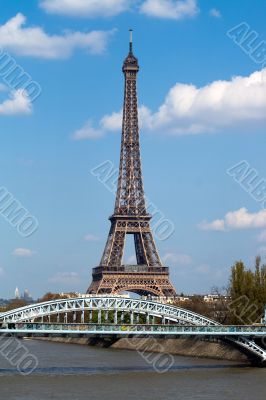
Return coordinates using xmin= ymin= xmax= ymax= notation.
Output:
xmin=228 ymin=257 xmax=266 ymax=324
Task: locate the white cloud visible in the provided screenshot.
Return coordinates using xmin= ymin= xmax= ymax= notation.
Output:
xmin=0 ymin=89 xmax=32 ymax=115
xmin=72 ymin=120 xmax=104 ymax=140
xmin=49 ymin=272 xmax=80 ymax=284
xmin=100 ymin=106 xmax=152 ymax=132
xmin=72 ymin=112 xmax=124 ymax=140
xmin=140 ymin=0 xmax=199 ymax=20
xmin=209 ymin=8 xmax=221 ymax=18
xmin=40 ymin=0 xmax=133 ymax=17
xmin=199 ymin=219 xmax=225 ymax=231
xmin=257 ymin=230 xmax=266 ymax=243
xmin=199 ymin=208 xmax=266 ymax=232
xmin=84 ymin=233 xmax=99 ymax=241
xmin=12 ymin=248 xmax=36 ymax=257
xmin=74 ymin=69 xmax=266 ymax=139
xmin=40 ymin=0 xmax=200 ymax=20
xmin=0 ymin=267 xmax=4 ymax=276
xmin=142 ymin=68 xmax=266 ymax=135
xmin=101 ymin=110 xmax=123 ymax=131
xmin=162 ymin=252 xmax=192 ymax=265
xmin=0 ymin=14 xmax=114 ymax=59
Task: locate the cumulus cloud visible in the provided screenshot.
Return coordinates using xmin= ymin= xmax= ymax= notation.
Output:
xmin=101 ymin=110 xmax=123 ymax=131
xmin=199 ymin=208 xmax=266 ymax=232
xmin=209 ymin=8 xmax=221 ymax=18
xmin=0 ymin=13 xmax=114 ymax=59
xmin=49 ymin=272 xmax=80 ymax=284
xmin=40 ymin=0 xmax=199 ymax=20
xmin=40 ymin=0 xmax=133 ymax=17
xmin=73 ymin=69 xmax=266 ymax=139
xmin=72 ymin=111 xmax=125 ymax=139
xmin=162 ymin=252 xmax=192 ymax=265
xmin=199 ymin=219 xmax=225 ymax=231
xmin=12 ymin=248 xmax=36 ymax=257
xmin=84 ymin=233 xmax=99 ymax=241
xmin=0 ymin=267 xmax=4 ymax=275
xmin=140 ymin=0 xmax=199 ymax=20
xmin=72 ymin=120 xmax=104 ymax=140
xmin=142 ymin=68 xmax=266 ymax=134
xmin=0 ymin=89 xmax=32 ymax=115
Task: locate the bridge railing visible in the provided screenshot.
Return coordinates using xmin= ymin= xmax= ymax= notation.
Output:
xmin=1 ymin=323 xmax=266 ymax=335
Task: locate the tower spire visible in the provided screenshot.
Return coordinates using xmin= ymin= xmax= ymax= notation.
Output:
xmin=129 ymin=29 xmax=133 ymax=53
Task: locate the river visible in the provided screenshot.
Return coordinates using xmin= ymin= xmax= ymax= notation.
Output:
xmin=0 ymin=338 xmax=265 ymax=400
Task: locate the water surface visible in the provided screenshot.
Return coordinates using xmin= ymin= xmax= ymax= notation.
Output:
xmin=0 ymin=338 xmax=265 ymax=400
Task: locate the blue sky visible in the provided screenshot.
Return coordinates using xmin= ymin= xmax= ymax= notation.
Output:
xmin=0 ymin=0 xmax=266 ymax=298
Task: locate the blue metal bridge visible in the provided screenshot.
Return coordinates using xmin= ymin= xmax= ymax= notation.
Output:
xmin=1 ymin=296 xmax=266 ymax=364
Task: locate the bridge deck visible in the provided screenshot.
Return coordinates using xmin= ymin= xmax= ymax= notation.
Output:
xmin=1 ymin=323 xmax=266 ymax=337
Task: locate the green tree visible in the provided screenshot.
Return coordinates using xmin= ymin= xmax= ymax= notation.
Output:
xmin=228 ymin=257 xmax=266 ymax=324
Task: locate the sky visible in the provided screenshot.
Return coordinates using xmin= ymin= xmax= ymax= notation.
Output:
xmin=0 ymin=0 xmax=266 ymax=299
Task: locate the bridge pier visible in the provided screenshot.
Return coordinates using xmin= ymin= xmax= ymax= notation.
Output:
xmin=105 ymin=311 xmax=108 ymax=323
xmin=146 ymin=314 xmax=150 ymax=324
xmin=89 ymin=311 xmax=93 ymax=323
xmin=98 ymin=310 xmax=102 ymax=324
xmin=114 ymin=310 xmax=118 ymax=324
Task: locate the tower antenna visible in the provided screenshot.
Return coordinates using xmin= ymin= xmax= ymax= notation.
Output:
xmin=129 ymin=29 xmax=133 ymax=53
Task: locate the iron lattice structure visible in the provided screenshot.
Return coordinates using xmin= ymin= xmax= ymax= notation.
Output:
xmin=87 ymin=33 xmax=176 ymax=297
xmin=1 ymin=296 xmax=266 ymax=363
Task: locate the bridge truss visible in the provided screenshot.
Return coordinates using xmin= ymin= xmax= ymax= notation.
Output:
xmin=1 ymin=296 xmax=265 ymax=364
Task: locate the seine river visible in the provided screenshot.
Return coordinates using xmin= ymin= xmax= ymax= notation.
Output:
xmin=0 ymin=338 xmax=265 ymax=400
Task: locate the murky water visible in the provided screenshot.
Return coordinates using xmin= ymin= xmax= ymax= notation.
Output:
xmin=0 ymin=338 xmax=265 ymax=400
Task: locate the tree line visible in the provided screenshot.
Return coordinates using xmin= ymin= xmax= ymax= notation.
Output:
xmin=229 ymin=256 xmax=266 ymax=324
xmin=174 ymin=256 xmax=266 ymax=325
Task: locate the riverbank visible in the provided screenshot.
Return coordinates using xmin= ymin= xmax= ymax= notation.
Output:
xmin=32 ymin=336 xmax=249 ymax=362
xmin=112 ymin=337 xmax=249 ymax=362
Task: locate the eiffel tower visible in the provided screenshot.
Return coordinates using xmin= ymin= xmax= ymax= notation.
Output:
xmin=87 ymin=31 xmax=177 ymax=297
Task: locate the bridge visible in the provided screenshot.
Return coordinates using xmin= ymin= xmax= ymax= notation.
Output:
xmin=2 ymin=322 xmax=266 ymax=337
xmin=1 ymin=296 xmax=266 ymax=365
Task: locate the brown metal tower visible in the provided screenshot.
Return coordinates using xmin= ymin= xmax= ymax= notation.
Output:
xmin=87 ymin=31 xmax=177 ymax=297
